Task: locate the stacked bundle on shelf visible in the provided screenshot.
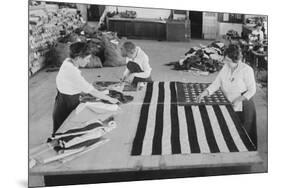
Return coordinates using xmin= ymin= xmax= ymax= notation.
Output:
xmin=29 ymin=5 xmax=84 ymax=75
xmin=166 ymin=41 xmax=225 ymax=74
xmin=46 ymin=30 xmax=126 ymax=69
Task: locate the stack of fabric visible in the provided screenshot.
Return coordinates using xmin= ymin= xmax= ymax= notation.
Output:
xmin=29 ymin=112 xmax=118 ymax=167
xmin=45 ymin=30 xmax=126 ymax=69
xmin=226 ymin=29 xmax=240 ymax=40
xmin=166 ymin=41 xmax=225 ymax=74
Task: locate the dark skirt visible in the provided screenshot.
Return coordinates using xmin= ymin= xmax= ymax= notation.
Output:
xmin=235 ymin=98 xmax=257 ymax=147
xmin=127 ymin=61 xmax=152 ymax=86
xmin=52 ymin=90 xmax=80 ymax=135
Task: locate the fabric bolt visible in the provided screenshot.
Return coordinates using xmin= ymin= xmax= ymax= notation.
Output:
xmin=62 ymin=138 xmax=103 ymax=150
xmin=54 ymin=121 xmax=103 ymax=137
xmin=131 ymin=82 xmax=256 ymax=156
xmin=81 ymin=102 xmax=119 ymax=114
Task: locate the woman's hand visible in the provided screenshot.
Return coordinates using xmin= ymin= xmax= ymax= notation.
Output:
xmin=232 ymin=96 xmax=246 ymax=106
xmin=127 ymin=73 xmax=136 ymax=83
xmin=196 ymin=90 xmax=209 ymax=103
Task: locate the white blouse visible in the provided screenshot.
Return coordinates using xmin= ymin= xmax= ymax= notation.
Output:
xmin=56 ymin=58 xmax=94 ymax=95
xmin=123 ymin=47 xmax=152 ymax=78
xmin=207 ymin=62 xmax=256 ymax=111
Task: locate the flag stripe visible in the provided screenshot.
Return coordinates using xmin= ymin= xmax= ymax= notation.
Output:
xmin=178 ymin=106 xmax=191 ymax=153
xmin=198 ymin=105 xmax=220 ymax=153
xmin=192 ymin=106 xmax=210 ymax=153
xmin=220 ymin=105 xmax=248 ymax=152
xmin=162 ymin=82 xmax=172 ymax=155
xmin=131 ymin=82 xmax=255 ymax=156
xmin=206 ymin=106 xmax=229 ymax=153
xmin=184 ymin=106 xmax=201 ymax=153
xmin=225 ymin=105 xmax=256 ymax=151
xmin=141 ymin=82 xmax=160 ymax=155
xmin=131 ymin=82 xmax=154 ymax=155
xmin=212 ymin=105 xmax=239 ymax=152
xmin=170 ymin=82 xmax=181 ymax=154
xmin=152 ymin=82 xmax=165 ymax=155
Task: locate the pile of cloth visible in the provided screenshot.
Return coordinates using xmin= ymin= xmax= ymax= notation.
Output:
xmin=45 ymin=25 xmax=126 ymax=69
xmin=119 ymin=10 xmax=137 ymax=18
xmin=166 ymin=41 xmax=225 ymax=74
xmin=29 ymin=116 xmax=116 ymax=168
xmin=226 ymin=29 xmax=240 ymax=40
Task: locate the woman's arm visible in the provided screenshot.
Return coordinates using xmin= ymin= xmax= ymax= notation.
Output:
xmin=197 ymin=65 xmax=225 ymax=102
xmin=133 ymin=55 xmax=152 ymax=78
xmin=206 ymin=65 xmax=225 ymax=95
xmin=242 ymin=67 xmax=256 ymax=100
xmin=69 ymin=67 xmax=118 ymax=104
xmin=121 ymin=68 xmax=130 ymax=81
xmin=89 ymin=87 xmax=119 ymax=104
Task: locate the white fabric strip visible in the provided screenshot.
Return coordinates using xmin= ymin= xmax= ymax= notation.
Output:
xmin=177 ymin=106 xmax=191 ymax=154
xmin=206 ymin=106 xmax=229 ymax=153
xmin=162 ymin=82 xmax=172 ymax=155
xmin=219 ymin=105 xmax=248 ymax=152
xmin=141 ymin=82 xmax=159 ymax=155
xmin=191 ymin=106 xmax=210 ymax=153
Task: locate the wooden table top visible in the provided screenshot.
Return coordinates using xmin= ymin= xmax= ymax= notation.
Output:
xmin=30 ymin=82 xmax=262 ymax=176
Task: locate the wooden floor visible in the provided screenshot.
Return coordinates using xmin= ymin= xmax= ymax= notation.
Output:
xmin=28 ymin=39 xmax=268 ymax=186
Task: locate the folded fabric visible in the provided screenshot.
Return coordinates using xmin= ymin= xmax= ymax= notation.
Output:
xmin=54 ymin=121 xmax=104 ymax=138
xmin=108 ymin=90 xmax=134 ymax=104
xmin=60 ymin=121 xmax=116 ymax=149
xmin=61 ymin=139 xmax=110 ymax=163
xmin=210 ymin=54 xmax=224 ymax=61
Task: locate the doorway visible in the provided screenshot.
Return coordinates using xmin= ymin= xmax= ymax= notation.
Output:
xmin=189 ymin=11 xmax=203 ymax=39
xmin=87 ymin=5 xmax=105 ymax=21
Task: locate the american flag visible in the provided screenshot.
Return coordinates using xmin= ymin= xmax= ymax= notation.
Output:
xmin=131 ymin=82 xmax=256 ymax=156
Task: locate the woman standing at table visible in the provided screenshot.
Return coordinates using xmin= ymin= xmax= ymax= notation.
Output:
xmin=197 ymin=44 xmax=257 ymax=146
xmin=53 ymin=42 xmax=118 ymax=135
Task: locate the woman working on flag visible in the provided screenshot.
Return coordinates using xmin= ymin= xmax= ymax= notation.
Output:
xmin=53 ymin=42 xmax=119 ymax=136
xmin=120 ymin=41 xmax=152 ymax=86
xmin=197 ymin=44 xmax=257 ymax=146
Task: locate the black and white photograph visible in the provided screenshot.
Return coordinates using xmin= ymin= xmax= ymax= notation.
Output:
xmin=28 ymin=0 xmax=268 ymax=187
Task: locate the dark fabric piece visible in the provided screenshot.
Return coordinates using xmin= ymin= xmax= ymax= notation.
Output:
xmin=233 ymin=98 xmax=257 ymax=148
xmin=127 ymin=61 xmax=152 ymax=86
xmin=102 ymin=34 xmax=126 ymax=67
xmin=54 ymin=122 xmax=103 ymax=136
xmin=184 ymin=106 xmax=201 ymax=153
xmin=152 ymin=82 xmax=165 ymax=155
xmin=108 ymin=90 xmax=134 ymax=104
xmin=61 ymin=138 xmax=102 ymax=150
xmin=131 ymin=83 xmax=154 ymax=155
xmin=79 ymin=90 xmax=134 ymax=104
xmin=58 ymin=134 xmax=85 ymax=143
xmin=52 ymin=91 xmax=81 ymax=135
xmin=212 ymin=105 xmax=239 ymax=152
xmin=198 ymin=106 xmax=220 ymax=153
xmin=170 ymin=82 xmax=181 ymax=154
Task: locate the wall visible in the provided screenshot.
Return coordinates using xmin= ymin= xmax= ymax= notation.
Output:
xmin=217 ymin=22 xmax=243 ymax=36
xmin=107 ymin=6 xmax=171 ymax=19
xmin=202 ymin=12 xmax=218 ymax=39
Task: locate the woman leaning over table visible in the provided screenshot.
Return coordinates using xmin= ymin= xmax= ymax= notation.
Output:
xmin=197 ymin=43 xmax=257 ymax=146
xmin=53 ymin=42 xmax=119 ymax=136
